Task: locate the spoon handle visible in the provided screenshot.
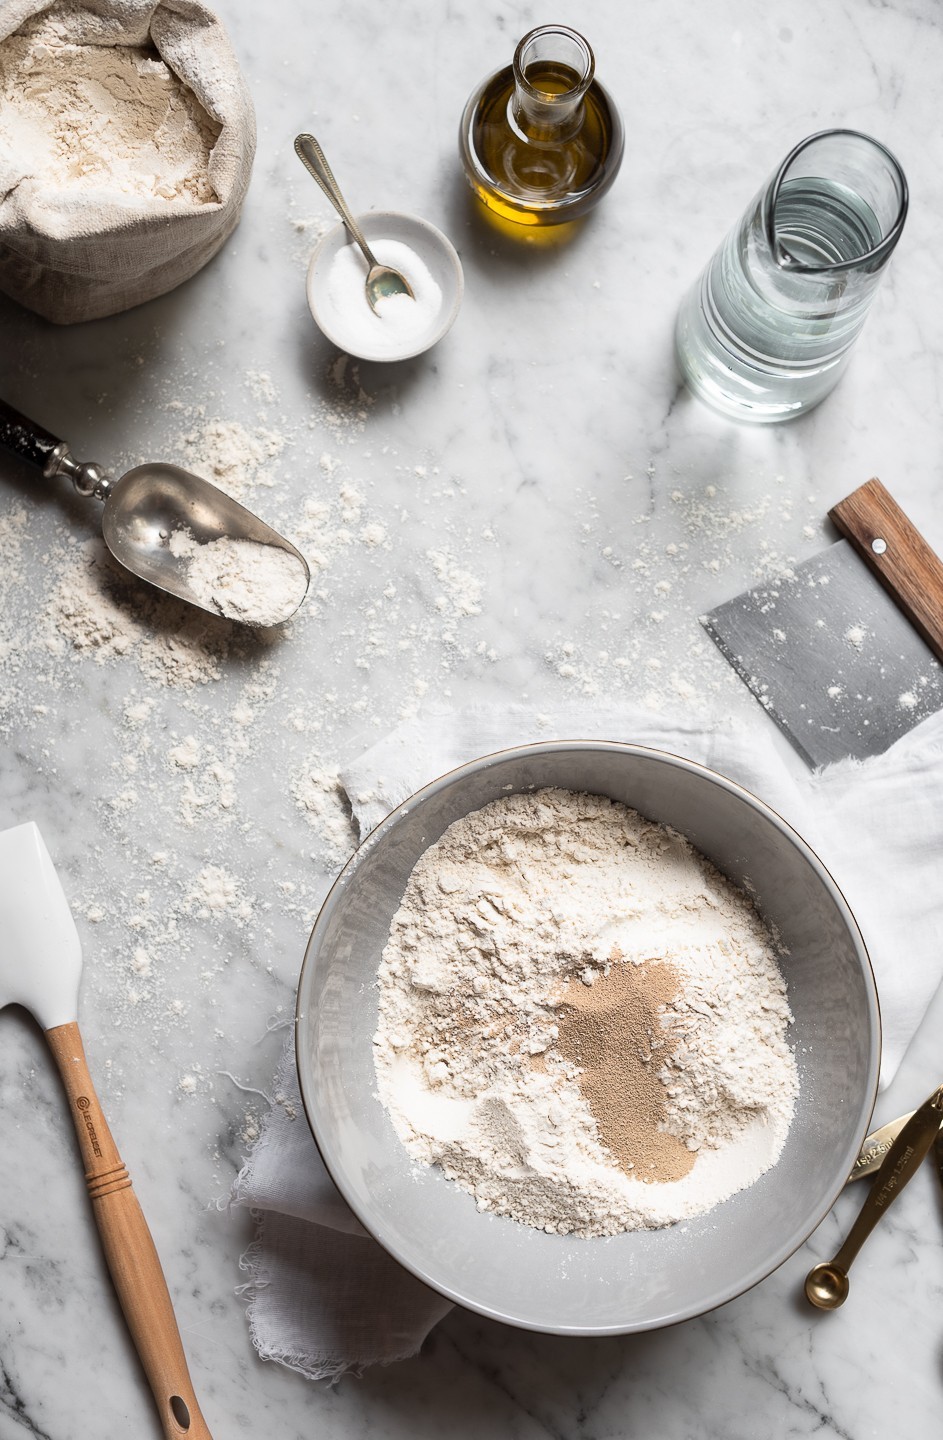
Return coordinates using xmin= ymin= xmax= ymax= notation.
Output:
xmin=832 ymin=1084 xmax=943 ymax=1274
xmin=46 ymin=1021 xmax=214 ymax=1439
xmin=847 ymin=1109 xmax=915 ymax=1183
xmin=293 ymin=133 xmax=381 ymax=269
xmin=0 ymin=395 xmax=63 ymax=473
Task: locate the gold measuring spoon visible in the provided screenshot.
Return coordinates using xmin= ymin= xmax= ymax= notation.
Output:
xmin=805 ymin=1083 xmax=943 ymax=1309
xmin=0 ymin=397 xmax=309 ymax=625
xmin=847 ymin=1109 xmax=915 ymax=1182
xmin=294 ymin=133 xmax=415 ymax=312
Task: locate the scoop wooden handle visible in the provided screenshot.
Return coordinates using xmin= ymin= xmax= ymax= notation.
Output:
xmin=828 ymin=477 xmax=943 ymax=663
xmin=45 ymin=1021 xmax=213 ymax=1440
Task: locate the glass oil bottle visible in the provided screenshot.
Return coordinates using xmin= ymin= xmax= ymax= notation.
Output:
xmin=459 ymin=24 xmax=624 ymax=227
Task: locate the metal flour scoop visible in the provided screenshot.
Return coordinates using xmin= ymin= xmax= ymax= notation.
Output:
xmin=0 ymin=396 xmax=309 ymax=626
xmin=0 ymin=822 xmax=214 ymax=1440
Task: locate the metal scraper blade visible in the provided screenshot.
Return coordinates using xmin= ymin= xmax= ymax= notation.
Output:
xmin=702 ymin=539 xmax=943 ymax=769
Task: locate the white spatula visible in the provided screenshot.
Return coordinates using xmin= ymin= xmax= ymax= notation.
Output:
xmin=0 ymin=822 xmax=213 ymax=1439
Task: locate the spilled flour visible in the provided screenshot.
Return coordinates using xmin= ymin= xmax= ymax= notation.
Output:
xmin=374 ymin=788 xmax=798 ymax=1236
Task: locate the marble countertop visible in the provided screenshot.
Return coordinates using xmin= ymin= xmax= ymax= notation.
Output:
xmin=2 ymin=0 xmax=943 ymax=1435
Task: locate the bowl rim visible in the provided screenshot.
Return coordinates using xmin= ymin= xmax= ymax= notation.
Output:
xmin=305 ymin=209 xmax=464 ymax=362
xmin=294 ymin=738 xmax=882 ymax=1334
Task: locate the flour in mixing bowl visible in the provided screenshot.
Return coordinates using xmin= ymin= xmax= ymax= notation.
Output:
xmin=374 ymin=788 xmax=798 ymax=1236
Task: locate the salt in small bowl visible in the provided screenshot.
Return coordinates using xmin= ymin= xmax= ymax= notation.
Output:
xmin=306 ymin=210 xmax=463 ymax=363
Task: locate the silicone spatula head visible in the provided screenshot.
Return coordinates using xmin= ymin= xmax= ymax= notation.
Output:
xmin=0 ymin=822 xmax=82 ymax=1030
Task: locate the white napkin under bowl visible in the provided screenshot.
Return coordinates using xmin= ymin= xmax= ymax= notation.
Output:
xmin=231 ymin=703 xmax=943 ymax=1380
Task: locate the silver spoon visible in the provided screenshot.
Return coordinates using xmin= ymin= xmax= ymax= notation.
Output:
xmin=804 ymin=1083 xmax=943 ymax=1309
xmin=294 ymin=133 xmax=415 ymax=312
xmin=0 ymin=398 xmax=309 ymax=626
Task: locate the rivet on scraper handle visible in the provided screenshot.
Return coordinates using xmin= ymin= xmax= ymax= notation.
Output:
xmin=0 ymin=822 xmax=214 ymax=1440
xmin=829 ymin=477 xmax=943 ymax=664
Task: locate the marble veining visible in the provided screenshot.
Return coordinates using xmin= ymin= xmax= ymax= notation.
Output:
xmin=2 ymin=0 xmax=943 ymax=1435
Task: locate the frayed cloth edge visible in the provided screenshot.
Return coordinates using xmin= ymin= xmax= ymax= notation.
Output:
xmin=234 ymin=1210 xmax=428 ymax=1386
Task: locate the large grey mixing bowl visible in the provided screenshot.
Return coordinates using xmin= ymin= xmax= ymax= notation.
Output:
xmin=295 ymin=741 xmax=880 ymax=1334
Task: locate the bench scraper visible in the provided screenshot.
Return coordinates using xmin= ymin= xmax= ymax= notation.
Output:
xmin=702 ymin=478 xmax=943 ymax=769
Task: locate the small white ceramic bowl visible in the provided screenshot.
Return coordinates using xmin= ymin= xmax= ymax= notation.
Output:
xmin=305 ymin=210 xmax=464 ymax=363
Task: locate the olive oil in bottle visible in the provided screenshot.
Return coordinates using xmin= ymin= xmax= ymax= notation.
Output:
xmin=459 ymin=25 xmax=624 ymax=227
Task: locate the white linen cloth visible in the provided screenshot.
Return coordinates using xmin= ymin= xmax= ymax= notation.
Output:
xmin=231 ymin=704 xmax=943 ymax=1381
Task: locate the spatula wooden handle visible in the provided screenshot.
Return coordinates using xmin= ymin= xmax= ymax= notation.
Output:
xmin=829 ymin=477 xmax=943 ymax=663
xmin=45 ymin=1022 xmax=213 ymax=1440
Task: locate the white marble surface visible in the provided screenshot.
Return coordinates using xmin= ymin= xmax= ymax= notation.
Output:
xmin=2 ymin=0 xmax=943 ymax=1435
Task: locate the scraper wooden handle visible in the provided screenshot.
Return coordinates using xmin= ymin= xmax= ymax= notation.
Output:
xmin=45 ymin=1022 xmax=213 ymax=1440
xmin=829 ymin=478 xmax=943 ymax=663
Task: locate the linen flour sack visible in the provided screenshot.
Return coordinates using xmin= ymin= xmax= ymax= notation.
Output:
xmin=0 ymin=0 xmax=256 ymax=323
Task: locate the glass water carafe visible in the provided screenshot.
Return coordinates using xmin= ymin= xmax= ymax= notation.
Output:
xmin=675 ymin=129 xmax=908 ymax=422
xmin=459 ymin=24 xmax=624 ymax=227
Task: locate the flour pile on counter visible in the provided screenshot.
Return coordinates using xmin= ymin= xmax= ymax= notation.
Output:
xmin=178 ymin=417 xmax=286 ymax=501
xmin=374 ymin=789 xmax=798 ymax=1236
xmin=45 ymin=541 xmax=232 ymax=688
xmin=0 ymin=13 xmax=220 ymax=203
